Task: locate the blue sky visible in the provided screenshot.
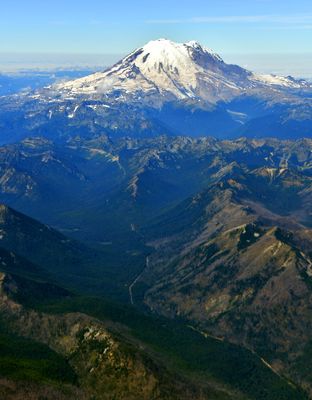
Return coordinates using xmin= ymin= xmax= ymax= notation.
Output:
xmin=1 ymin=0 xmax=312 ymax=55
xmin=0 ymin=0 xmax=311 ymax=77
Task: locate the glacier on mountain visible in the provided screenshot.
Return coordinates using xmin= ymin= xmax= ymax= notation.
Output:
xmin=57 ymin=38 xmax=309 ymax=104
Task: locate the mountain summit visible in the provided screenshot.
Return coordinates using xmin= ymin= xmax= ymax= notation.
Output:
xmin=58 ymin=38 xmax=307 ymax=103
xmin=0 ymin=39 xmax=311 ymax=143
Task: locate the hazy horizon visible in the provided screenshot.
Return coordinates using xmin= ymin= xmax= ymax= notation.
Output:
xmin=1 ymin=51 xmax=311 ymax=79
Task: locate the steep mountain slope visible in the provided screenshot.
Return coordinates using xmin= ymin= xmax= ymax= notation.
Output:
xmin=0 ymin=203 xmax=94 ymax=277
xmin=0 ymin=202 xmax=151 ymax=302
xmin=138 ymin=177 xmax=312 ymax=394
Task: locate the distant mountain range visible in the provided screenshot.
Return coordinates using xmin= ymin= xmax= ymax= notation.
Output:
xmin=0 ymin=69 xmax=96 ymax=96
xmin=0 ymin=135 xmax=311 ymax=236
xmin=0 ymin=39 xmax=311 ymax=143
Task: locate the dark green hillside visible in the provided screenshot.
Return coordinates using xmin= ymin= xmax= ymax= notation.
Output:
xmin=0 ymin=330 xmax=76 ymax=386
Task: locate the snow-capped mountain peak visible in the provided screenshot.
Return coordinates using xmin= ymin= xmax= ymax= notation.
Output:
xmin=58 ymin=38 xmax=239 ymax=101
xmin=58 ymin=38 xmax=310 ymax=104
